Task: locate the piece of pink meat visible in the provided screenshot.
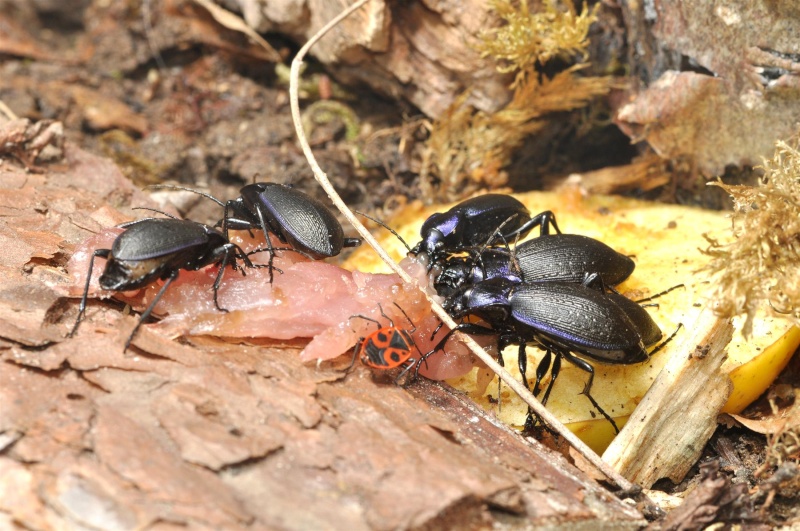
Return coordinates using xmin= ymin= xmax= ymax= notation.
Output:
xmin=66 ymin=226 xmax=478 ymax=380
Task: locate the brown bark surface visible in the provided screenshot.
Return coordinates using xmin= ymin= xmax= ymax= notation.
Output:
xmin=228 ymin=0 xmax=512 ymax=118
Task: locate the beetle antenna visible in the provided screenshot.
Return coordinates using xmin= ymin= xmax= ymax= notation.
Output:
xmin=508 ymin=233 xmax=521 ymax=276
xmin=145 ymin=184 xmax=225 ymax=207
xmin=634 ymin=283 xmax=685 ymax=304
xmin=131 ymin=206 xmax=180 ymax=219
xmin=486 ymin=214 xmax=519 ymax=249
xmin=467 ymin=214 xmax=519 ymax=275
xmin=471 ymin=214 xmax=517 ymax=258
xmin=355 ymin=211 xmax=412 ymax=253
xmin=647 ymin=322 xmax=683 ymax=356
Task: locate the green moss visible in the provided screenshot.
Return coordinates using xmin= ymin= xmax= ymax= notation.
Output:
xmin=476 ymin=0 xmax=598 ymax=78
xmin=302 ymin=100 xmax=361 ymax=142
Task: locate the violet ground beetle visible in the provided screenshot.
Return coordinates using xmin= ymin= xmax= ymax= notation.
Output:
xmin=426 ymin=274 xmax=682 ymax=433
xmin=358 ymin=198 xmax=634 ymax=299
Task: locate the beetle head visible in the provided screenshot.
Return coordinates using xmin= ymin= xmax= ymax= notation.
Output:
xmin=412 ymin=211 xmax=463 ymax=258
xmin=443 ymin=277 xmax=513 ymax=322
xmin=442 ymin=285 xmax=471 ymax=315
xmin=433 ymin=258 xmax=470 ymax=298
xmin=99 ymin=256 xmax=161 ymax=291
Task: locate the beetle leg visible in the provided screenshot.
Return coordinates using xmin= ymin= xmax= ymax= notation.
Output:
xmin=229 ymin=242 xmax=253 ymax=275
xmin=222 ymin=217 xmax=255 ymax=234
xmin=69 ymin=248 xmax=111 ymax=338
xmin=252 ymin=207 xmax=278 ymax=284
xmin=524 ymin=348 xmax=563 ymax=433
xmin=265 ymin=236 xmax=276 ymax=285
xmin=429 ymin=319 xmax=445 ymax=342
xmin=533 ymin=349 xmax=552 ymax=396
xmin=540 ymin=352 xmax=561 ymax=406
xmin=343 ymin=237 xmax=362 ymax=248
xmin=247 ymin=246 xmax=308 ymax=276
xmin=221 ymin=200 xmax=233 ymax=238
xmin=212 ymin=246 xmax=234 ymax=313
xmin=221 ymin=200 xmax=230 ymax=237
xmin=507 ymin=210 xmax=561 ymax=238
xmin=560 ymin=349 xmax=619 ymax=434
xmin=232 ymin=242 xmax=289 ymax=277
xmin=123 ymin=270 xmax=178 ymax=352
xmin=517 ymin=340 xmax=530 ymax=392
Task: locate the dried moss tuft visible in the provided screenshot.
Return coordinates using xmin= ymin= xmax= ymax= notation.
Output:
xmin=421 ymin=66 xmax=611 ymax=201
xmin=421 ymin=1 xmax=609 ymax=202
xmin=704 ymin=137 xmax=800 ymax=337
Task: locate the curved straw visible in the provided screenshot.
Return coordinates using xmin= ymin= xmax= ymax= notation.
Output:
xmin=288 ymin=0 xmax=637 ymax=494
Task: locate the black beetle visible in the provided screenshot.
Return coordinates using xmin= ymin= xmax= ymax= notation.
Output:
xmin=432 ymin=233 xmax=635 ymax=297
xmin=523 ymin=274 xmax=681 ymax=421
xmin=429 ymin=274 xmax=676 ymax=432
xmin=410 ymin=194 xmax=560 ymax=263
xmin=221 ymin=183 xmax=362 ymax=279
xmin=70 ymin=217 xmax=264 ymax=351
xmin=442 ymin=276 xmax=651 ymax=366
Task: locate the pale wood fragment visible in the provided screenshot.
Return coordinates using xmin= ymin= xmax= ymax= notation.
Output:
xmin=603 ymin=306 xmax=735 ymax=487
